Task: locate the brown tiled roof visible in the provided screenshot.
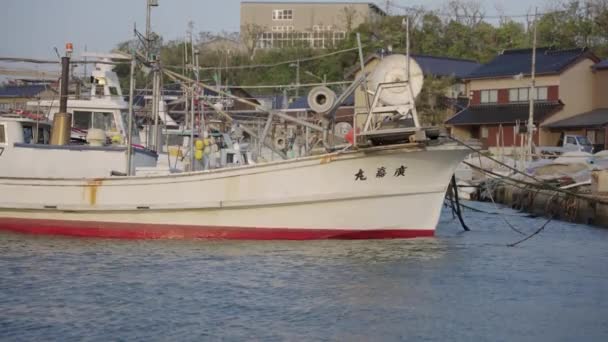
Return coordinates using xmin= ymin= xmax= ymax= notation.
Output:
xmin=543 ymin=108 xmax=608 ymax=129
xmin=445 ymin=101 xmax=563 ymax=126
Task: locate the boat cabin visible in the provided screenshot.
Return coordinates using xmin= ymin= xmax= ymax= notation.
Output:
xmin=0 ymin=116 xmax=157 ymax=178
xmin=27 ymin=59 xmax=139 ymax=144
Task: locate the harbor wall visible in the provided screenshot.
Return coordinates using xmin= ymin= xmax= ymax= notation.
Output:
xmin=487 ymin=170 xmax=608 ymax=228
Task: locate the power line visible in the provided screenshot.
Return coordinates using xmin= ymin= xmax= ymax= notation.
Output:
xmin=0 ymin=57 xmax=125 ymax=65
xmin=388 ymin=2 xmax=565 ymax=20
xmin=163 ymin=46 xmax=362 ymax=71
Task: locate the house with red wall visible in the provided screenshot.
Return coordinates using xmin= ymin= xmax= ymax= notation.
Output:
xmin=445 ymin=47 xmax=603 ymax=151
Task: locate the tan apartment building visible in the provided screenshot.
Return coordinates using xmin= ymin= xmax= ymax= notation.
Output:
xmin=445 ymin=47 xmax=608 ymax=151
xmin=240 ymin=1 xmax=385 ymax=49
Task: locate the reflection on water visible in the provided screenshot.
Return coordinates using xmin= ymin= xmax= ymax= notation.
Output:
xmin=1 ymin=202 xmax=607 ymax=341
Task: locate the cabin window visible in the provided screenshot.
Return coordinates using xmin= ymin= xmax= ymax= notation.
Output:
xmin=37 ymin=127 xmax=49 ymax=144
xmin=73 ymin=111 xmax=92 ymax=130
xmin=0 ymin=124 xmax=5 ymax=144
xmin=22 ymin=126 xmax=33 ymax=144
xmin=121 ymin=111 xmax=138 ymax=137
xmin=73 ymin=111 xmax=115 ymax=131
xmin=566 ymin=136 xmax=576 ymax=145
xmin=93 ymin=112 xmax=115 ymax=131
xmin=109 ymin=87 xmax=118 ymax=96
xmin=95 ymin=85 xmax=105 ymax=97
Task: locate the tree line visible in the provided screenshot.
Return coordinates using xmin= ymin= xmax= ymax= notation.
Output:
xmin=114 ymin=0 xmax=608 ymax=99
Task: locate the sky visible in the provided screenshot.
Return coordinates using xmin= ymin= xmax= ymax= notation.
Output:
xmin=1 ymin=0 xmax=550 ymax=59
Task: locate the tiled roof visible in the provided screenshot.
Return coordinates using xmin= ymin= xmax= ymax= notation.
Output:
xmin=543 ymin=108 xmax=608 ymax=128
xmin=445 ymin=101 xmax=563 ymax=126
xmin=0 ymin=85 xmax=47 ymax=98
xmin=256 ymin=94 xmax=288 ymax=110
xmin=414 ymin=55 xmax=481 ymax=79
xmin=344 ymin=53 xmax=480 ymax=79
xmin=594 ymin=59 xmax=608 ymax=70
xmin=464 ymin=48 xmax=596 ymax=80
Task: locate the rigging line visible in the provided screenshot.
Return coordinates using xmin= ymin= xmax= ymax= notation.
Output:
xmin=223 ymin=81 xmax=351 ymax=89
xmin=447 ymin=136 xmax=601 ymax=202
xmin=463 ymin=160 xmax=608 ymax=206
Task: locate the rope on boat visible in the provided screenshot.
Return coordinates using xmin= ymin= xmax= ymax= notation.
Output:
xmin=446 ymin=175 xmax=470 ymax=231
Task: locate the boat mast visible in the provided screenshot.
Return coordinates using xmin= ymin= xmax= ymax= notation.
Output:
xmin=126 ymin=51 xmax=136 ymax=176
xmin=189 ymin=30 xmax=196 ymax=170
xmin=146 ymin=0 xmax=160 ymax=152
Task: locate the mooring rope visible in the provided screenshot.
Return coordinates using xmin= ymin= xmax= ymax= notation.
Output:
xmin=449 ymin=136 xmax=608 ymax=206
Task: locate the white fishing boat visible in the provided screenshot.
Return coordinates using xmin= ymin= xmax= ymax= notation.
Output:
xmin=0 ymin=142 xmax=468 ymax=239
xmin=0 ymin=50 xmax=470 ymax=240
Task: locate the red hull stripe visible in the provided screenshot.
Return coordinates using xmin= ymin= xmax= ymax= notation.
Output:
xmin=0 ymin=217 xmax=434 ymax=240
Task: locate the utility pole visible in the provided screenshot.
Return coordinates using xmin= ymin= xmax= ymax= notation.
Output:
xmin=83 ymin=45 xmax=87 ymax=82
xmin=295 ymin=60 xmax=300 ymax=97
xmin=527 ymin=7 xmax=538 ymax=162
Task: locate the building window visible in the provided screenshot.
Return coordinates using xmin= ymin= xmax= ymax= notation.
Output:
xmin=257 ymin=30 xmax=345 ymax=49
xmin=535 ymin=87 xmax=548 ymax=100
xmin=519 ymin=88 xmax=529 ymax=101
xmin=509 ymin=87 xmax=548 ymax=102
xmin=272 ymin=25 xmax=294 ymax=32
xmin=508 ymin=88 xmax=518 ymax=102
xmin=0 ymin=124 xmax=5 ymax=144
xmin=481 ymin=126 xmax=488 ymax=138
xmin=480 ymin=90 xmax=497 ymax=103
xmin=272 ymin=9 xmax=293 ymax=20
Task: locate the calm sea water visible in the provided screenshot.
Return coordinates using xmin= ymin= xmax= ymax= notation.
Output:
xmin=1 ymin=202 xmax=607 ymax=341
